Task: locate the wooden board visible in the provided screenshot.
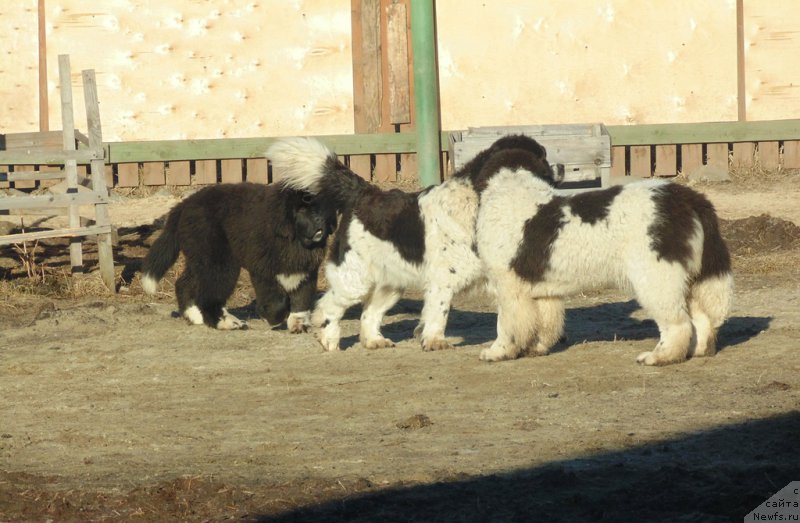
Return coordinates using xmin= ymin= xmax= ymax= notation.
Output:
xmin=654 ymin=145 xmax=677 ymax=177
xmin=141 ymin=162 xmax=165 ymax=186
xmin=610 ymin=146 xmax=626 ymax=178
xmin=245 ymin=158 xmax=268 ymax=184
xmin=220 ymin=159 xmax=243 ymax=183
xmin=629 ymin=146 xmax=651 ymax=177
xmin=783 ymin=140 xmax=800 ymax=168
xmin=116 ymin=163 xmax=139 ymax=187
xmin=386 ymin=2 xmax=410 ymax=125
xmin=705 ymin=143 xmax=729 ymax=168
xmin=757 ymin=141 xmax=780 ymax=170
xmin=680 ymin=144 xmax=703 ymax=174
xmin=194 ymin=160 xmax=217 ymax=185
xmin=732 ymin=142 xmax=755 ymax=167
xmin=166 ymin=161 xmax=191 ymax=186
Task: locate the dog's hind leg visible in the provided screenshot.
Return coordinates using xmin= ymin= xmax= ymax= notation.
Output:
xmin=359 ymin=285 xmax=402 ymax=349
xmin=687 ymin=273 xmax=733 ymax=357
xmin=175 ymin=268 xmax=205 ymax=326
xmin=203 ymin=262 xmax=243 ymax=330
xmin=480 ymin=275 xmax=538 ymax=361
xmin=529 ymin=297 xmax=565 ymax=356
xmin=631 ymin=266 xmax=693 ymax=365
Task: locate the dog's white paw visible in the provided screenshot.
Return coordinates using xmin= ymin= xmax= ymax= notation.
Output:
xmin=287 ymin=311 xmax=311 ymax=334
xmin=318 ymin=327 xmax=341 ymax=352
xmin=530 ymin=342 xmax=550 ymax=356
xmin=421 ymin=337 xmax=453 ymax=352
xmin=636 ymin=351 xmax=659 ymax=365
xmin=479 ymin=343 xmax=518 ymax=362
xmin=183 ymin=305 xmax=205 ymax=326
xmin=363 ymin=336 xmax=395 ymax=350
xmin=216 ymin=309 xmax=246 ymax=330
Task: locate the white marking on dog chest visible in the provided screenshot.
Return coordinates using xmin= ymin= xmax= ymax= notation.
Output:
xmin=277 ymin=273 xmax=307 ymax=292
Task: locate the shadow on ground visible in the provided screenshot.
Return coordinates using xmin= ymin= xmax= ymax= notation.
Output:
xmin=258 ymin=411 xmax=799 ymax=522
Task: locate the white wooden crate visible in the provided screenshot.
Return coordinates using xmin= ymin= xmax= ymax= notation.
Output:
xmin=449 ymin=123 xmax=611 ymax=191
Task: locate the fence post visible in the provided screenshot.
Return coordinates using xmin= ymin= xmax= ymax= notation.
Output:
xmin=410 ymin=0 xmax=442 ymax=187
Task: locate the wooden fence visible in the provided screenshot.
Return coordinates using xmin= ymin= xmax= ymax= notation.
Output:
xmin=1 ymin=119 xmax=799 ymax=190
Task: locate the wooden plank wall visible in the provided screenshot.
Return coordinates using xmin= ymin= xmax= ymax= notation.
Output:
xmin=609 ymin=140 xmax=800 ymax=178
xmin=350 ymin=0 xmax=414 ymax=182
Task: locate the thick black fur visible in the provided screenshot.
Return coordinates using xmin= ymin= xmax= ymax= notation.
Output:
xmin=140 ymin=182 xmax=336 ymax=328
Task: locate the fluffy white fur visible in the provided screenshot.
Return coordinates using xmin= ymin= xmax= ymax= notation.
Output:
xmin=477 ymin=170 xmax=734 ymax=366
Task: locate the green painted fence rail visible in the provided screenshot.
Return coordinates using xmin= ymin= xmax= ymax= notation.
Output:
xmin=104 ymin=119 xmax=800 ymax=164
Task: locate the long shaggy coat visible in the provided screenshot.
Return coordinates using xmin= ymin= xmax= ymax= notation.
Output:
xmin=266 ymin=135 xmax=557 ymax=351
xmin=140 ymin=182 xmax=336 ymax=331
xmin=475 ymin=149 xmax=734 ymax=365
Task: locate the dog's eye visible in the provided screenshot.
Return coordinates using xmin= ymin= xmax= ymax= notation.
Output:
xmin=301 ymin=194 xmax=314 ymax=205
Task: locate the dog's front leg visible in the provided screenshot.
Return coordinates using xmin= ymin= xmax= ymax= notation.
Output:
xmin=417 ymin=285 xmax=455 ymax=351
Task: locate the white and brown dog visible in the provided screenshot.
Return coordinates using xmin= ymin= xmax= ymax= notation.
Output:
xmin=475 ymin=148 xmax=734 ymax=365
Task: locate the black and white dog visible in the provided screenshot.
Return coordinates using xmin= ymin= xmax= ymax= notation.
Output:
xmin=140 ymin=182 xmax=336 ymax=331
xmin=266 ymin=135 xmax=556 ymax=351
xmin=475 ymin=148 xmax=734 ymax=365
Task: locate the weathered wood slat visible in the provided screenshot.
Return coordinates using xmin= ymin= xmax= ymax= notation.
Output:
xmin=680 ymin=144 xmax=703 ymax=174
xmin=387 ymin=1 xmax=410 ymax=125
xmin=106 ymin=133 xmax=448 ymax=163
xmin=610 ymin=146 xmax=626 ymax=178
xmin=221 ymin=159 xmax=243 ymax=183
xmin=629 ymin=146 xmax=651 ymax=177
xmin=0 ymin=148 xmax=100 ymax=165
xmin=194 ymin=160 xmax=217 ymax=184
xmin=9 ymin=165 xmax=37 ymax=189
xmin=0 ymin=131 xmax=65 ymax=150
xmin=0 ymin=170 xmax=66 ymax=182
xmin=783 ymin=140 xmax=800 ymax=168
xmin=706 ymin=143 xmax=729 ymax=168
xmin=732 ymin=142 xmax=755 ymax=167
xmin=758 ymin=141 xmax=780 ymax=169
xmin=607 ymin=119 xmax=800 ymax=146
xmin=0 ymin=224 xmax=112 ymax=246
xmin=0 ymin=192 xmax=108 ymax=211
xmin=116 ymin=163 xmax=139 ymax=187
xmin=166 ymin=161 xmax=191 ymax=185
xmin=141 ymin=161 xmax=165 ymax=185
xmin=654 ymin=145 xmax=677 ymax=177
xmin=245 ymin=158 xmax=267 ymax=184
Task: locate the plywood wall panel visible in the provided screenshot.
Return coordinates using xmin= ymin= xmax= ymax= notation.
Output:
xmin=0 ymin=1 xmax=39 ymax=132
xmin=435 ymin=0 xmax=738 ymax=130
xmin=742 ymin=0 xmax=800 ymax=120
xmin=44 ymin=0 xmax=354 ymax=141
xmin=5 ymin=0 xmax=800 ymax=143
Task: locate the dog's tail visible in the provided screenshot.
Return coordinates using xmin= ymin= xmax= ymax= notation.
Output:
xmin=140 ymin=205 xmax=182 ymax=295
xmin=266 ymin=137 xmax=368 ymax=212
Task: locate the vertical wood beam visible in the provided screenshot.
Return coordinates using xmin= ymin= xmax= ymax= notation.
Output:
xmin=736 ymin=0 xmax=746 ymax=121
xmin=38 ymin=0 xmax=49 ymax=132
xmin=350 ymin=0 xmax=382 ymax=179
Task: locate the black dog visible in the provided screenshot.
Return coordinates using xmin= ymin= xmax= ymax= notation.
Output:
xmin=140 ymin=182 xmax=336 ymax=331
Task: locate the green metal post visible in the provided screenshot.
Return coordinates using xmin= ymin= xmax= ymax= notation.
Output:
xmin=410 ymin=0 xmax=442 ymax=186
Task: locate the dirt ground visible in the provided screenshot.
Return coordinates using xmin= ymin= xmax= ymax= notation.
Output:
xmin=1 ymin=172 xmax=799 ymax=522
